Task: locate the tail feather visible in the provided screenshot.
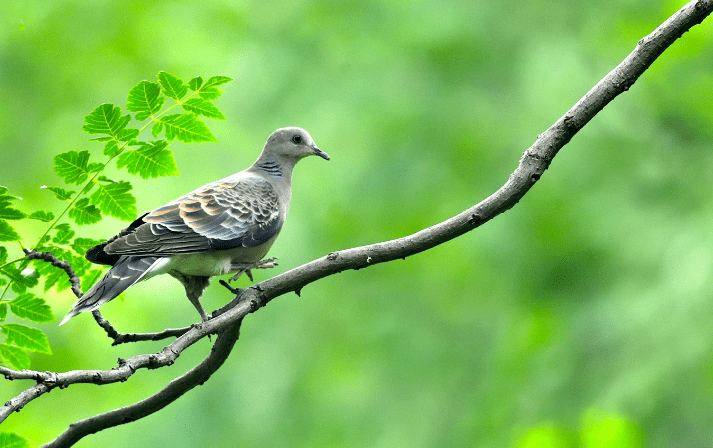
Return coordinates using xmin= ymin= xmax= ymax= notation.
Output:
xmin=60 ymin=256 xmax=163 ymax=325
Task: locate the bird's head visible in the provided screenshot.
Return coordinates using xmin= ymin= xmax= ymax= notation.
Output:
xmin=263 ymin=127 xmax=329 ymax=163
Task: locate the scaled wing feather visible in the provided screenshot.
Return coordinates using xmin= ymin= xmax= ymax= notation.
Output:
xmin=102 ymin=176 xmax=282 ymax=256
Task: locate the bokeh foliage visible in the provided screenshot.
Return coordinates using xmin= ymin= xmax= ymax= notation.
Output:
xmin=1 ymin=0 xmax=712 ymax=447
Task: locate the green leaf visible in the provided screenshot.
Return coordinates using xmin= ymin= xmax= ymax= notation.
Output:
xmin=81 ymin=268 xmax=104 ymax=290
xmin=36 ymin=235 xmax=51 ymax=247
xmin=41 ymin=267 xmax=66 ymax=293
xmin=28 ymin=210 xmax=55 ymax=222
xmin=157 ymin=71 xmax=188 ymax=101
xmin=197 ymin=76 xmax=232 ymax=100
xmin=0 ymin=221 xmax=20 ymax=242
xmin=18 ymin=268 xmax=39 ymax=290
xmin=90 ymin=180 xmax=136 ymax=221
xmin=9 ymin=293 xmax=54 ymax=323
xmin=54 ymin=150 xmax=94 ymax=185
xmin=151 ymin=121 xmax=164 ymax=137
xmin=0 ymin=186 xmax=7 ymax=196
xmin=182 ymin=98 xmax=225 ymax=120
xmin=127 ymin=80 xmax=165 ymax=121
xmin=0 ymin=193 xmax=21 ymax=205
xmin=159 ymin=113 xmax=217 ymax=143
xmin=0 ymin=246 xmax=7 ymax=264
xmin=52 ymin=227 xmax=75 ymax=245
xmin=104 ymin=140 xmax=120 ymax=156
xmin=0 ymin=261 xmax=23 ymax=283
xmin=0 ymin=344 xmax=31 ymax=371
xmin=67 ymin=251 xmax=90 ymax=277
xmin=30 ymin=246 xmax=88 ymax=288
xmin=0 ymin=206 xmax=25 ymax=220
xmin=188 ymin=76 xmax=203 ymax=91
xmin=198 ymin=87 xmax=223 ymax=100
xmin=83 ymin=104 xmax=131 ymax=137
xmin=204 ymin=75 xmax=233 ymax=88
xmin=54 ymin=223 xmax=72 ymax=233
xmin=0 ymin=303 xmax=6 ymax=321
xmin=2 ymin=264 xmax=39 ymax=294
xmin=71 ymin=237 xmax=104 ymax=255
xmin=1 ymin=323 xmax=52 ymax=354
xmin=119 ymin=128 xmax=140 ymax=142
xmin=0 ymin=264 xmax=23 ymax=284
xmin=116 ymin=141 xmax=179 ymax=179
xmin=42 ymin=185 xmax=75 ymax=201
xmin=68 ymin=198 xmax=102 ymax=225
xmin=0 ymin=432 xmax=31 ymax=448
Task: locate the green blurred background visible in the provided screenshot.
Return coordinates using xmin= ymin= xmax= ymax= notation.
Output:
xmin=2 ymin=0 xmax=713 ymax=446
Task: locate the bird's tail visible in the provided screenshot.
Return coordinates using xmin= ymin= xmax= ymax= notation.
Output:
xmin=60 ymin=256 xmax=162 ymax=325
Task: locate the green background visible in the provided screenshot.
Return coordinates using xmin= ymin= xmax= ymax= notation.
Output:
xmin=2 ymin=0 xmax=713 ymax=446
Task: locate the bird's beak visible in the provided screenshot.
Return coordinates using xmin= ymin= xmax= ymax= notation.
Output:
xmin=311 ymin=145 xmax=330 ymax=161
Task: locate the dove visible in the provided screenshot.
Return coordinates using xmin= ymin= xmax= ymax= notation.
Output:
xmin=60 ymin=127 xmax=328 ymax=325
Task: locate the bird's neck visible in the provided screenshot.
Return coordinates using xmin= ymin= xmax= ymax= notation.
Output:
xmin=250 ymin=155 xmax=295 ymax=185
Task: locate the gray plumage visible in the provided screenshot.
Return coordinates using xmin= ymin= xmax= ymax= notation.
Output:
xmin=60 ymin=127 xmax=328 ymax=325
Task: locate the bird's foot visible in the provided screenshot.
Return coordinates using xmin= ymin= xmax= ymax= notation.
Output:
xmin=219 ymin=279 xmax=242 ymax=295
xmin=228 ymin=257 xmax=279 ymax=282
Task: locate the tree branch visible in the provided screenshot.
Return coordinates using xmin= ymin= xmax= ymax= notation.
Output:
xmin=41 ymin=319 xmax=243 ymax=448
xmin=3 ymin=1 xmax=710 ymax=445
xmin=245 ymin=0 xmax=713 ymax=306
xmin=91 ymin=310 xmax=191 ymax=346
xmin=23 ymin=249 xmax=83 ymax=299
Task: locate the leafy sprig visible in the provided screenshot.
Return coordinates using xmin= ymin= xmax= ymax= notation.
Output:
xmin=0 ymin=72 xmax=232 ymax=371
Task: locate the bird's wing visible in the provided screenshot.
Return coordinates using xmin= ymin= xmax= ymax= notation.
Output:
xmin=92 ymin=175 xmax=282 ymax=259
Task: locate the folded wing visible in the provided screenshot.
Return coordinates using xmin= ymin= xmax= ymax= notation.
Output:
xmin=87 ymin=176 xmax=282 ymax=264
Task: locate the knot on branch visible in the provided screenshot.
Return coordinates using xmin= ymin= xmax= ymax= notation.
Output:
xmin=40 ymin=371 xmax=59 ymax=387
xmin=469 ymin=214 xmax=482 ymax=227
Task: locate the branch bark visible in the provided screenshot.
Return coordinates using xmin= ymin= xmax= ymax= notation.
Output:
xmin=1 ymin=1 xmax=710 ymax=446
xmin=42 ymin=319 xmax=243 ymax=448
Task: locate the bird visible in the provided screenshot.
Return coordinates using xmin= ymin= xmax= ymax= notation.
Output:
xmin=60 ymin=127 xmax=329 ymax=325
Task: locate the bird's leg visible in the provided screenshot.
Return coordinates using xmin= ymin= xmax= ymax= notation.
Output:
xmin=173 ymin=273 xmax=211 ymax=322
xmin=187 ymin=293 xmax=209 ymax=323
xmin=228 ymin=257 xmax=279 ymax=282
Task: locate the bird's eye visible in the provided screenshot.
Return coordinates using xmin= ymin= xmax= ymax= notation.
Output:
xmin=291 ymin=134 xmax=302 ymax=144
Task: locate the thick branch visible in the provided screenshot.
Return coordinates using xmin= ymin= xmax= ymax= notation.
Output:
xmin=247 ymin=0 xmax=713 ymax=307
xmin=0 ymin=315 xmax=219 ymax=422
xmin=42 ymin=319 xmax=242 ymax=448
xmin=6 ymin=1 xmax=711 ymax=445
